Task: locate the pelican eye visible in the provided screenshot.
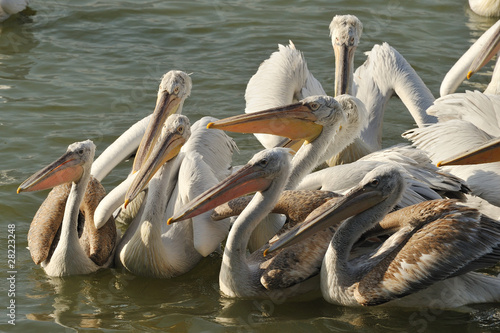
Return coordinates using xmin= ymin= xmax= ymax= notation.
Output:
xmin=77 ymin=149 xmax=84 ymax=155
xmin=174 ymin=86 xmax=180 ymax=94
xmin=309 ymin=102 xmax=320 ymax=111
xmin=370 ymin=178 xmax=379 ymax=186
xmin=258 ymin=158 xmax=269 ymax=168
xmin=177 ymin=125 xmax=184 ymax=134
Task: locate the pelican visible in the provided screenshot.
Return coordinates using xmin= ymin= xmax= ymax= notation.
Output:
xmin=168 ymin=148 xmax=324 ymax=299
xmin=115 ymin=114 xmax=199 ymax=278
xmin=267 ymin=164 xmax=500 ymax=307
xmin=92 ymin=70 xmax=192 ymax=227
xmin=209 ymin=95 xmax=352 ymax=190
xmin=17 ymin=140 xmax=117 ymax=277
xmin=0 ymin=0 xmax=29 ymax=22
xmin=115 ymin=114 xmax=236 ymax=278
xmin=469 ymin=0 xmax=500 ymax=17
xmin=244 ymin=15 xmax=436 ymax=165
xmin=404 ymin=24 xmax=500 ymax=206
xmin=209 ymin=95 xmax=468 ymax=209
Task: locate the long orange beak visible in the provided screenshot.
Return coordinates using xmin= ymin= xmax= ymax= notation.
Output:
xmin=124 ymin=120 xmax=188 ymax=208
xmin=437 ymin=137 xmax=500 ymax=166
xmin=167 ymin=162 xmax=275 ymax=225
xmin=207 ymin=102 xmax=324 ymax=145
xmin=18 ymin=151 xmax=83 ymax=193
xmin=132 ymin=90 xmax=183 ymax=173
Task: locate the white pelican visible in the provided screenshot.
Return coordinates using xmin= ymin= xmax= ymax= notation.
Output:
xmin=209 ymin=95 xmax=468 ymax=209
xmin=92 ymin=70 xmax=192 ymax=227
xmin=115 ymin=114 xmax=236 ymax=277
xmin=0 ymin=0 xmax=29 ymax=22
xmin=469 ymin=0 xmax=500 ymax=17
xmin=17 ymin=140 xmax=117 ymax=277
xmin=115 ymin=114 xmax=199 ymax=278
xmin=244 ymin=15 xmax=436 ymax=164
xmin=168 ymin=148 xmax=322 ymax=299
xmin=209 ymin=95 xmax=352 ymax=190
xmin=267 ymin=164 xmax=500 ymax=307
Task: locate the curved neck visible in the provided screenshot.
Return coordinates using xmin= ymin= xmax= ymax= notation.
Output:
xmin=57 ymin=169 xmax=91 ymax=253
xmin=328 ymin=198 xmax=394 ymax=285
xmin=140 ymin=159 xmax=178 ymax=238
xmin=223 ymin=174 xmax=288 ymax=278
xmin=485 ymin=56 xmax=500 ymax=95
xmin=91 ymin=115 xmax=151 ymax=181
xmin=357 ymin=43 xmax=437 ymax=149
xmin=286 ymin=126 xmax=338 ymax=190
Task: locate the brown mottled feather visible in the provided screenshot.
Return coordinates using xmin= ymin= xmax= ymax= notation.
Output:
xmin=78 ymin=177 xmax=117 ymax=266
xmin=212 ymin=190 xmax=340 ymax=228
xmin=28 ymin=184 xmax=69 ymax=265
xmin=354 ymin=199 xmax=500 ymax=306
xmin=27 ymin=176 xmax=116 ymax=267
xmin=260 ymin=194 xmax=343 ymax=290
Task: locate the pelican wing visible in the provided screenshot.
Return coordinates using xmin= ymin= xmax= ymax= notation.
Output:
xmin=355 ymin=200 xmax=500 ymax=306
xmin=427 ymin=91 xmax=500 ymax=138
xmin=78 ymin=177 xmax=117 ymax=266
xmin=28 ymin=184 xmax=69 ymax=265
xmin=245 ymin=42 xmax=326 ymax=149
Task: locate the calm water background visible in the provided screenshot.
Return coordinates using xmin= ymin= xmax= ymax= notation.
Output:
xmin=1 ymin=1 xmax=499 ymax=332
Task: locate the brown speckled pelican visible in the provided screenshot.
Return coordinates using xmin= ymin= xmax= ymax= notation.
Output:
xmin=267 ymin=164 xmax=500 ymax=307
xmin=18 ymin=140 xmax=117 ymax=277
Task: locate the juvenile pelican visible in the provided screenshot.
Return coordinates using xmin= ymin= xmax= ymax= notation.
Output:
xmin=18 ymin=140 xmax=117 ymax=277
xmin=168 ymin=148 xmax=322 ymax=299
xmin=267 ymin=164 xmax=500 ymax=307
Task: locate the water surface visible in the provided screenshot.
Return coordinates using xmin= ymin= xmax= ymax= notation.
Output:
xmin=1 ymin=1 xmax=499 ymax=331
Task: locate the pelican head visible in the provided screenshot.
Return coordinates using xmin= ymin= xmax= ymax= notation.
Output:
xmin=18 ymin=140 xmax=96 ymax=193
xmin=265 ymin=163 xmax=406 ymax=255
xmin=207 ymin=95 xmax=345 ymax=145
xmin=124 ymin=114 xmax=191 ymax=207
xmin=329 ymin=15 xmax=363 ymax=97
xmin=168 ymin=147 xmax=293 ymax=224
xmin=132 ymin=70 xmax=192 ymax=172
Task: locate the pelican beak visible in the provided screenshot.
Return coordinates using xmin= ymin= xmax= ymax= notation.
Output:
xmin=437 ymin=137 xmax=500 ymax=166
xmin=17 ymin=151 xmax=84 ymax=193
xmin=167 ymin=161 xmax=274 ymax=225
xmin=124 ymin=126 xmax=186 ymax=208
xmin=334 ymin=42 xmax=356 ymax=97
xmin=132 ymin=90 xmax=183 ymax=173
xmin=467 ymin=22 xmax=500 ymax=80
xmin=264 ymin=182 xmax=384 ymax=256
xmin=207 ymin=102 xmax=324 ymax=144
